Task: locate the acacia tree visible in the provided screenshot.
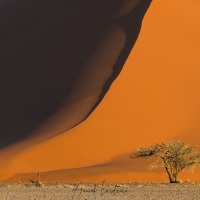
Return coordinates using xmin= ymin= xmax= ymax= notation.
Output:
xmin=131 ymin=141 xmax=200 ymax=183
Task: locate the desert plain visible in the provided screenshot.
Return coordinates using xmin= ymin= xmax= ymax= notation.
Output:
xmin=1 ymin=182 xmax=200 ymax=200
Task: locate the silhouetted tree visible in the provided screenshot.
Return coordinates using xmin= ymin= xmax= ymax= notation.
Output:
xmin=131 ymin=141 xmax=200 ymax=183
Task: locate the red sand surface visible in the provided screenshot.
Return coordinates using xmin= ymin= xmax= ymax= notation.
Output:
xmin=1 ymin=0 xmax=200 ymax=182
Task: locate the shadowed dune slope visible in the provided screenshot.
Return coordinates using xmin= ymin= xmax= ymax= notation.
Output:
xmin=0 ymin=0 xmax=151 ymax=148
xmin=1 ymin=0 xmax=200 ymax=183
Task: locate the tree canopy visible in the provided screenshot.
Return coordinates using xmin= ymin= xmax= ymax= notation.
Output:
xmin=131 ymin=141 xmax=200 ymax=183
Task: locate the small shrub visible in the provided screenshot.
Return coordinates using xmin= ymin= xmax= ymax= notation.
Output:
xmin=35 ymin=180 xmax=43 ymax=187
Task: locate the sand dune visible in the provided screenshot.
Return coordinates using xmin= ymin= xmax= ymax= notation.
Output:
xmin=1 ymin=0 xmax=200 ymax=183
xmin=0 ymin=0 xmax=151 ymax=149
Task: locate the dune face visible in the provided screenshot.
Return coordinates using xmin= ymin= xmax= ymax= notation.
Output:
xmin=0 ymin=0 xmax=152 ymax=149
xmin=2 ymin=0 xmax=200 ymax=183
xmin=3 ymin=0 xmax=200 ymax=184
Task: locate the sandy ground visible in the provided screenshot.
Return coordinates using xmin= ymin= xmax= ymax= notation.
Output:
xmin=0 ymin=182 xmax=200 ymax=200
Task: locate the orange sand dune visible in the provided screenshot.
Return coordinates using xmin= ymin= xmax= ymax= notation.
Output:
xmin=1 ymin=0 xmax=200 ymax=182
xmin=0 ymin=0 xmax=151 ymax=148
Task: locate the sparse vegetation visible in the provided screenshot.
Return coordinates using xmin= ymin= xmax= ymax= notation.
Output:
xmin=35 ymin=171 xmax=43 ymax=187
xmin=35 ymin=179 xmax=43 ymax=187
xmin=29 ymin=171 xmax=43 ymax=187
xmin=131 ymin=141 xmax=200 ymax=183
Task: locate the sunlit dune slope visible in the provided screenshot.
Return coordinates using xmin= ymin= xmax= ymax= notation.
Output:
xmin=1 ymin=0 xmax=200 ymax=182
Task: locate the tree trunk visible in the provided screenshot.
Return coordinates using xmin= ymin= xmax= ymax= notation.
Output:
xmin=168 ymin=173 xmax=179 ymax=183
xmin=173 ymin=173 xmax=179 ymax=183
xmin=165 ymin=166 xmax=179 ymax=183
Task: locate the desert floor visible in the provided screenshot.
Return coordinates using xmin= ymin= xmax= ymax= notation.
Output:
xmin=0 ymin=182 xmax=200 ymax=200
